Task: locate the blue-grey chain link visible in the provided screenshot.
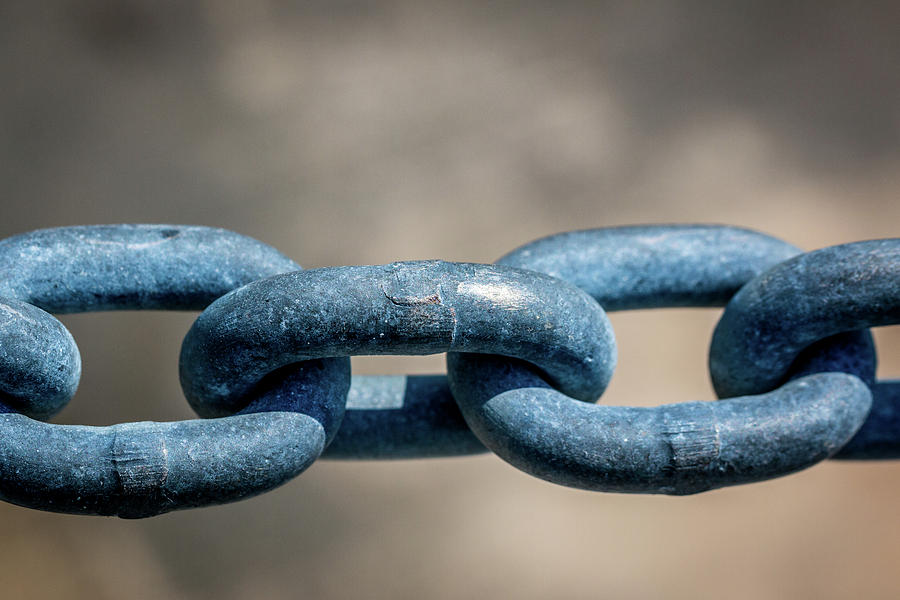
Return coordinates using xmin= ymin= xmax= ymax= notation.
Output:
xmin=448 ymin=226 xmax=873 ymax=494
xmin=179 ymin=260 xmax=615 ymax=426
xmin=711 ymin=239 xmax=900 ymax=459
xmin=0 ymin=224 xmax=895 ymax=517
xmin=0 ymin=225 xmax=347 ymax=517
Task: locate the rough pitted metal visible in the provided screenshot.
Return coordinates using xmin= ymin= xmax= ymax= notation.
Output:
xmin=0 ymin=223 xmax=895 ymax=517
xmin=497 ymin=225 xmax=801 ymax=310
xmin=711 ymin=239 xmax=900 ymax=458
xmin=448 ymin=356 xmax=869 ymax=494
xmin=448 ymin=225 xmax=874 ymax=493
xmin=180 ymin=260 xmax=616 ymax=419
xmin=0 ymin=298 xmax=80 ymax=420
xmin=0 ymin=225 xmax=349 ymax=517
xmin=0 ymin=225 xmax=302 ymax=312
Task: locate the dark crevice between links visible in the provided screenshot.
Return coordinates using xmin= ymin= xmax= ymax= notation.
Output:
xmin=790 ymin=331 xmax=899 ymax=459
xmin=324 ymin=375 xmax=485 ymax=459
xmin=238 ymin=358 xmax=350 ymax=448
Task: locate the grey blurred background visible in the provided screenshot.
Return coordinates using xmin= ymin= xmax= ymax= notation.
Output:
xmin=1 ymin=1 xmax=899 ymax=598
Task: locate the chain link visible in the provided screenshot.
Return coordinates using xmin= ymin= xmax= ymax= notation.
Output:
xmin=711 ymin=240 xmax=900 ymax=459
xmin=0 ymin=225 xmax=334 ymax=518
xmin=450 ymin=226 xmax=872 ymax=493
xmin=0 ymin=224 xmax=895 ymax=516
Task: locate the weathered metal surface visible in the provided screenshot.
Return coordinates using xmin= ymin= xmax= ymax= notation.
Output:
xmin=448 ymin=225 xmax=873 ymax=493
xmin=0 ymin=359 xmax=347 ymax=518
xmin=0 ymin=224 xmax=301 ymax=313
xmin=0 ymin=223 xmax=894 ymax=516
xmin=497 ymin=225 xmax=801 ymax=310
xmin=711 ymin=239 xmax=900 ymax=458
xmin=448 ymin=356 xmax=869 ymax=494
xmin=0 ymin=298 xmax=80 ymax=420
xmin=180 ymin=260 xmax=616 ymax=418
xmin=0 ymin=225 xmax=350 ymax=517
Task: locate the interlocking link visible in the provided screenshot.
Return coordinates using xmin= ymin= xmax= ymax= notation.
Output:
xmin=179 ymin=260 xmax=616 ymax=446
xmin=447 ymin=226 xmax=873 ymax=494
xmin=0 ymin=224 xmax=303 ymax=419
xmin=0 ymin=225 xmax=347 ymax=517
xmin=711 ymin=240 xmax=900 ymax=458
xmin=0 ymin=223 xmax=894 ymax=517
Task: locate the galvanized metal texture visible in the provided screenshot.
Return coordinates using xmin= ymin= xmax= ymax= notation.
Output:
xmin=0 ymin=224 xmax=301 ymax=313
xmin=447 ymin=225 xmax=874 ymax=493
xmin=0 ymin=298 xmax=80 ymax=420
xmin=0 ymin=224 xmax=305 ymax=419
xmin=0 ymin=223 xmax=894 ymax=517
xmin=179 ymin=260 xmax=616 ymax=421
xmin=497 ymin=225 xmax=801 ymax=310
xmin=711 ymin=239 xmax=900 ymax=458
xmin=448 ymin=355 xmax=869 ymax=494
xmin=0 ymin=359 xmax=348 ymax=518
xmin=0 ymin=225 xmax=350 ymax=517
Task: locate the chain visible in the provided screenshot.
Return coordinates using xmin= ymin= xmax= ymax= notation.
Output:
xmin=0 ymin=224 xmax=895 ymax=517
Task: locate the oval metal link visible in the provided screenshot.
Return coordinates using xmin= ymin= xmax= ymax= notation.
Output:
xmin=0 ymin=224 xmax=301 ymax=313
xmin=0 ymin=225 xmax=349 ymax=517
xmin=448 ymin=226 xmax=873 ymax=494
xmin=497 ymin=225 xmax=800 ymax=310
xmin=0 ymin=222 xmax=892 ymax=514
xmin=179 ymin=261 xmax=616 ymax=442
xmin=0 ymin=358 xmax=347 ymax=518
xmin=710 ymin=239 xmax=900 ymax=458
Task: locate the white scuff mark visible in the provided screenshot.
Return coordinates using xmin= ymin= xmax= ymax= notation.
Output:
xmin=85 ymin=238 xmax=170 ymax=251
xmin=0 ymin=303 xmax=39 ymax=326
xmin=456 ymin=280 xmax=531 ymax=310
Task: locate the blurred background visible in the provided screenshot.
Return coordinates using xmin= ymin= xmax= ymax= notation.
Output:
xmin=1 ymin=1 xmax=899 ymax=598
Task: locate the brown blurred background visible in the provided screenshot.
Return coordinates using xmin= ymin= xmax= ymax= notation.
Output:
xmin=1 ymin=1 xmax=899 ymax=598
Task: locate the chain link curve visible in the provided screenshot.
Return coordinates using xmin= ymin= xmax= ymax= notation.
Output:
xmin=711 ymin=239 xmax=900 ymax=458
xmin=0 ymin=223 xmax=893 ymax=516
xmin=0 ymin=225 xmax=348 ymax=517
xmin=446 ymin=226 xmax=873 ymax=494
